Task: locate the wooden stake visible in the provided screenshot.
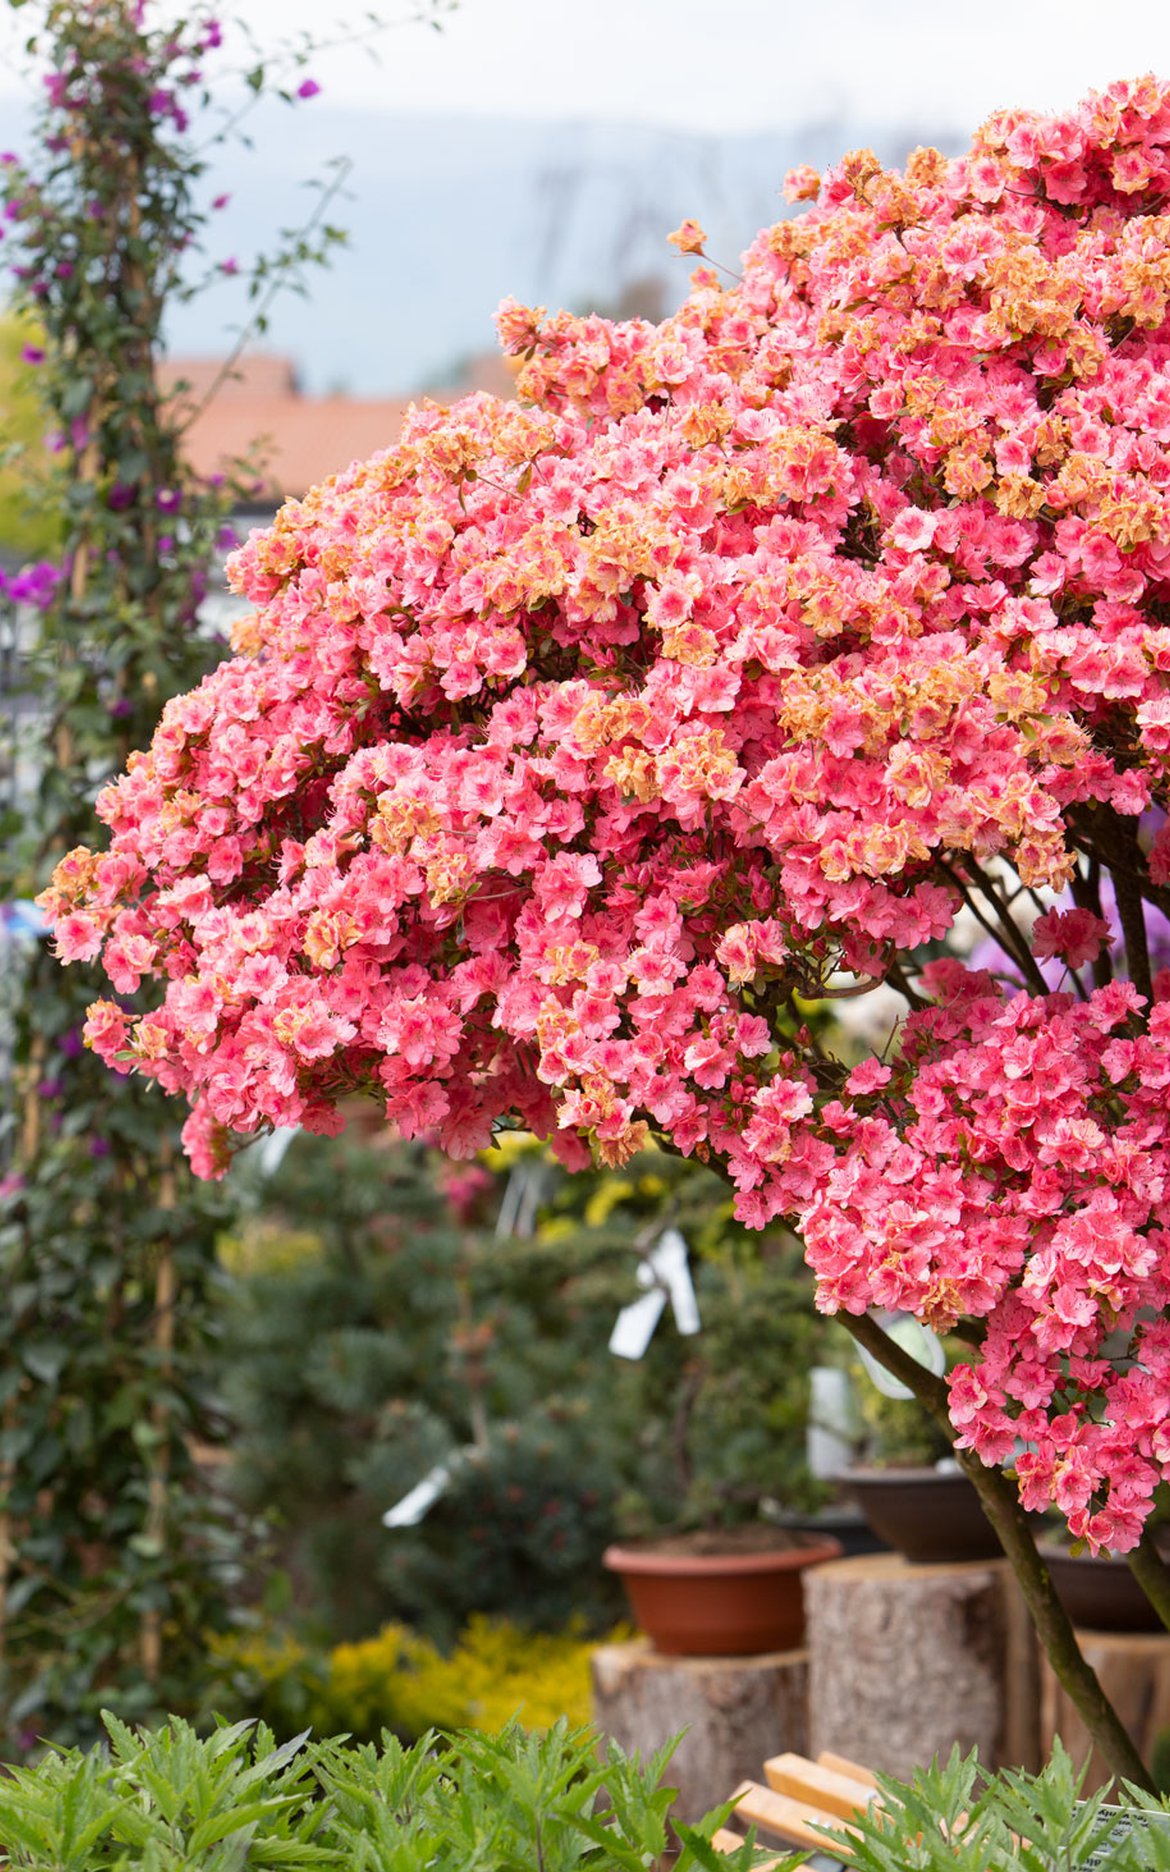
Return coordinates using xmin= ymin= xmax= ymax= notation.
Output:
xmin=140 ymin=1144 xmax=177 ymax=1684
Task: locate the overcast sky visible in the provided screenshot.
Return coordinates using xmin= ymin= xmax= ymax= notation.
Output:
xmin=0 ymin=0 xmax=1169 ymax=134
xmin=178 ymin=0 xmax=1170 ymax=133
xmin=2 ymin=0 xmax=1170 ymax=395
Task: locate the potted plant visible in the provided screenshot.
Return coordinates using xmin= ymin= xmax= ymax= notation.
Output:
xmin=1036 ymin=1513 xmax=1170 ymax=1634
xmin=835 ymin=1339 xmax=1003 ymax=1566
xmin=602 ymin=1523 xmax=842 ymax=1657
xmin=601 ymin=1217 xmax=842 ymax=1654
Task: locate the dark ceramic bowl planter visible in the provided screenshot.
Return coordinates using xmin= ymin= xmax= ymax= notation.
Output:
xmin=602 ymin=1528 xmax=843 ymax=1655
xmin=1039 ymin=1539 xmax=1169 ymax=1633
xmin=841 ymin=1466 xmax=1002 ymax=1565
xmin=767 ymin=1502 xmax=890 ymax=1559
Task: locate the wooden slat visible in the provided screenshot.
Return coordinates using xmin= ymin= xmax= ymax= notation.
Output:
xmin=732 ymin=1779 xmax=855 ymax=1855
xmin=710 ymin=1825 xmax=790 ymax=1866
xmin=765 ymin=1751 xmax=874 ymax=1821
xmin=815 ymin=1750 xmax=880 ymax=1791
xmin=711 ymin=1827 xmax=748 ymax=1853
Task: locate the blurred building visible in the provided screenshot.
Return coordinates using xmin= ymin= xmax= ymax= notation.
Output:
xmin=158 ymin=348 xmax=516 ymax=513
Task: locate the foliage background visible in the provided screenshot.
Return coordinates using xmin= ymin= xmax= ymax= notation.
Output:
xmin=218 ymin=1131 xmax=828 ymax=1652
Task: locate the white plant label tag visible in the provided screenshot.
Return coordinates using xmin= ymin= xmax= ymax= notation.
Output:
xmin=857 ymin=1310 xmax=946 ymax=1400
xmin=1080 ymin=1805 xmax=1168 ymax=1866
xmin=608 ymin=1287 xmax=668 ymax=1361
xmin=381 ymin=1462 xmax=454 ymax=1528
xmin=609 ymin=1227 xmax=700 ymax=1360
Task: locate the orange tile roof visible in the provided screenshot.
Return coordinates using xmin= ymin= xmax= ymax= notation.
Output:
xmin=158 ymin=350 xmax=515 ymax=501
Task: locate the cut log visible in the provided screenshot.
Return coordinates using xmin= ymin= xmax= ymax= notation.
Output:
xmin=590 ymin=1637 xmax=808 ymax=1824
xmin=1040 ymin=1628 xmax=1170 ymax=1794
xmin=805 ymin=1553 xmax=1039 ymax=1776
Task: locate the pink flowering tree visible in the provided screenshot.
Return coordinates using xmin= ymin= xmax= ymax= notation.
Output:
xmin=45 ymin=79 xmax=1170 ymax=1778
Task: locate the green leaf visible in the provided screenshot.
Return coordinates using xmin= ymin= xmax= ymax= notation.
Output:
xmin=21 ymin=1339 xmax=68 ymax=1384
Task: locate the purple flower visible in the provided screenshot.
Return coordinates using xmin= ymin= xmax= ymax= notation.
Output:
xmin=156 ymin=487 xmax=182 ymax=514
xmin=216 ymin=523 xmax=238 ymax=550
xmin=89 ymin=1136 xmax=111 ymax=1159
xmin=57 ymin=1029 xmax=84 ymax=1059
xmin=108 ymin=697 xmax=133 ymax=720
xmin=21 ymin=344 xmax=44 ymax=365
xmin=211 ymin=192 xmax=230 ymax=211
xmin=107 ymin=482 xmax=136 ymax=511
xmin=219 ymin=257 xmax=239 ymax=276
xmin=6 ymin=561 xmax=60 ymax=608
xmin=296 ymin=78 xmax=321 ymax=100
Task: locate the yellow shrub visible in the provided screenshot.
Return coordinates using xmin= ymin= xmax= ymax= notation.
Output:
xmin=321 ymin=1616 xmax=627 ymax=1740
xmin=217 ymin=1219 xmax=323 ymax=1278
xmin=317 ymin=1623 xmax=462 ymax=1738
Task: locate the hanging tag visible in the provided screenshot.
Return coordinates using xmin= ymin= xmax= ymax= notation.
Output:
xmin=608 ymin=1286 xmax=668 ymax=1360
xmin=857 ymin=1311 xmax=947 ymax=1401
xmin=255 ymin=1127 xmax=298 ymax=1177
xmin=381 ymin=1460 xmax=455 ymax=1528
xmin=651 ymin=1227 xmax=701 ymax=1335
xmin=608 ymin=1228 xmax=700 ymax=1359
xmin=382 ymin=1446 xmax=481 ymax=1528
xmin=807 ymin=1365 xmax=861 ymax=1479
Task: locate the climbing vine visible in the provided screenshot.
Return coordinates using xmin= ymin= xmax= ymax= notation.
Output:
xmin=0 ymin=0 xmax=364 ymax=1748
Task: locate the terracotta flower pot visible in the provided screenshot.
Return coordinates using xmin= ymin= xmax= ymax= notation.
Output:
xmin=842 ymin=1466 xmax=1002 ymax=1565
xmin=602 ymin=1529 xmax=842 ymax=1656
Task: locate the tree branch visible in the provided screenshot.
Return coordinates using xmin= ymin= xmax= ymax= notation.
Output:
xmin=836 ymin=1310 xmax=1154 ymax=1790
xmin=1099 ymin=809 xmax=1153 ymax=1004
xmin=939 ymin=860 xmax=1052 ymax=998
xmin=1126 ymin=1529 xmax=1170 ymax=1636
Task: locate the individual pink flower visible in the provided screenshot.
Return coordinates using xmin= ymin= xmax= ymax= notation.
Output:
xmin=1032 ymin=908 xmax=1114 ymax=970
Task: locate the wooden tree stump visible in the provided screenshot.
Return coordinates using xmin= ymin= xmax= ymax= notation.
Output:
xmin=1041 ymin=1630 xmax=1170 ymax=1794
xmin=805 ymin=1553 xmax=1038 ymax=1777
xmin=590 ymin=1638 xmax=808 ymax=1823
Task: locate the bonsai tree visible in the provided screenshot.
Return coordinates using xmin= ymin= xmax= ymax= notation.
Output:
xmin=42 ymin=77 xmax=1170 ymax=1780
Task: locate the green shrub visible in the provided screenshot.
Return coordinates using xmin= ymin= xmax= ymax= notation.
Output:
xmin=840 ymin=1742 xmax=1170 ymax=1872
xmin=0 ymin=1710 xmax=792 ymax=1872
xmin=220 ymin=1133 xmax=828 ymax=1645
xmin=9 ymin=1711 xmax=1170 ymax=1872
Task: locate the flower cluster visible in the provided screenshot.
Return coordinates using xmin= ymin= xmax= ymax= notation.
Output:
xmin=804 ymin=966 xmax=1170 ymax=1550
xmin=0 ymin=559 xmax=59 ymax=609
xmin=43 ymin=78 xmax=1170 ymax=1545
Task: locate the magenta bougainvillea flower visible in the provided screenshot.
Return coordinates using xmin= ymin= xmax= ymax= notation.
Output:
xmin=43 ymin=78 xmax=1170 ymax=1550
